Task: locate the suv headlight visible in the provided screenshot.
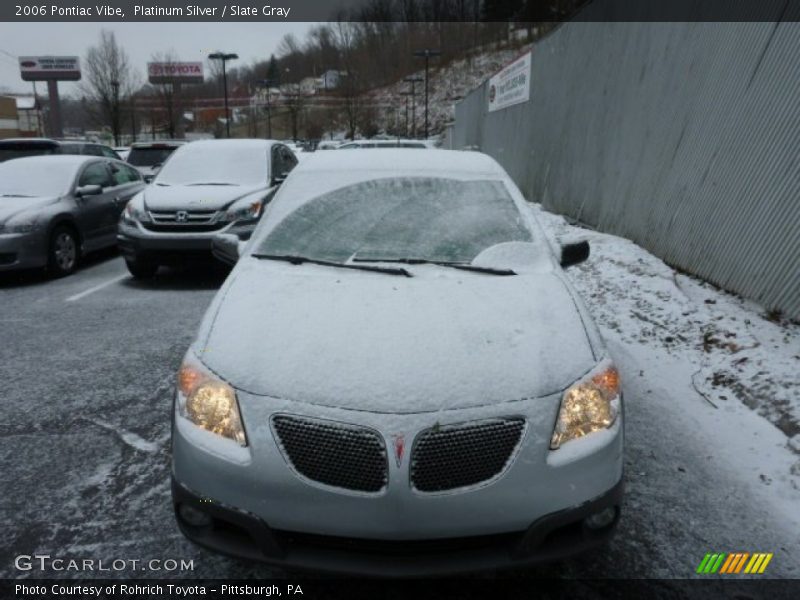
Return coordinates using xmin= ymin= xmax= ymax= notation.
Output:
xmin=222 ymin=198 xmax=262 ymax=224
xmin=177 ymin=356 xmax=247 ymax=446
xmin=550 ymin=359 xmax=620 ymax=450
xmin=123 ymin=198 xmax=150 ymax=223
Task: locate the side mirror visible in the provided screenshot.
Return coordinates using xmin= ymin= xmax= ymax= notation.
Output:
xmin=75 ymin=184 xmax=103 ymax=198
xmin=212 ymin=233 xmax=243 ymax=266
xmin=560 ymin=240 xmax=590 ymax=268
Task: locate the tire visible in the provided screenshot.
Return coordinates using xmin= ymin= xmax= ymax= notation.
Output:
xmin=48 ymin=225 xmax=79 ymax=277
xmin=125 ymin=257 xmax=159 ymax=279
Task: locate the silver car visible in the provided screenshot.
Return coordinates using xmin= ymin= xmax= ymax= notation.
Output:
xmin=171 ymin=150 xmax=623 ymax=575
xmin=0 ymin=155 xmax=144 ymax=276
xmin=117 ymin=139 xmax=297 ymax=279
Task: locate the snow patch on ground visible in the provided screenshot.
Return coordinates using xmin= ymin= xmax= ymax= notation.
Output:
xmin=84 ymin=417 xmax=161 ymax=454
xmin=531 ymin=203 xmax=800 ymax=521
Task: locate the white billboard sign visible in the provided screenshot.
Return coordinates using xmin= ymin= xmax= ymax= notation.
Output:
xmin=19 ymin=56 xmax=81 ymax=81
xmin=487 ymin=51 xmax=531 ymax=113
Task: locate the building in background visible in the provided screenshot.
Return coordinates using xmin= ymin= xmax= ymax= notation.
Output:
xmin=0 ymin=96 xmax=20 ymax=139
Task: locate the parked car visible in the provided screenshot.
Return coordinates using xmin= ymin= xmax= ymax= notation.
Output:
xmin=0 ymin=138 xmax=121 ymax=162
xmin=117 ymin=139 xmax=297 ymax=279
xmin=337 ymin=139 xmax=437 ymax=149
xmin=171 ymin=150 xmax=623 ymax=575
xmin=126 ymin=140 xmax=187 ymax=182
xmin=315 ymin=140 xmax=340 ymax=150
xmin=0 ymin=155 xmax=144 ymax=276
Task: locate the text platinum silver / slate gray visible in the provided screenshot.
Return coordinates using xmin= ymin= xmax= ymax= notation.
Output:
xmin=0 ymin=155 xmax=144 ymax=277
xmin=117 ymin=139 xmax=297 ymax=279
xmin=170 ymin=150 xmax=623 ymax=576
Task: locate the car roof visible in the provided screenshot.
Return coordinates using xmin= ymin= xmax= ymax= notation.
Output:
xmin=129 ymin=140 xmax=187 ymax=148
xmin=0 ymin=154 xmax=101 ymax=168
xmin=293 ymin=148 xmax=505 ymax=178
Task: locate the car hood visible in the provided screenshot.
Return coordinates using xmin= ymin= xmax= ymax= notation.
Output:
xmin=0 ymin=196 xmax=58 ymax=223
xmin=198 ymin=261 xmax=597 ymax=413
xmin=143 ymin=184 xmax=266 ymax=212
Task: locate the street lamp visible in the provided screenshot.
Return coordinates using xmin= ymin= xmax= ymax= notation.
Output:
xmin=413 ymin=48 xmax=441 ymax=139
xmin=403 ymin=76 xmax=422 ymax=139
xmin=209 ymin=51 xmax=239 ymax=138
xmin=111 ymin=79 xmax=120 ymax=146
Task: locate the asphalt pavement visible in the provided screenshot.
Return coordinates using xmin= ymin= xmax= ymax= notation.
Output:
xmin=0 ymin=250 xmax=797 ymax=589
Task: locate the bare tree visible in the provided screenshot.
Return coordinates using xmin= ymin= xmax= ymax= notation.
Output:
xmin=81 ymin=30 xmax=139 ymax=145
xmin=150 ymin=50 xmax=182 ymax=138
xmin=281 ymin=83 xmax=307 ymax=141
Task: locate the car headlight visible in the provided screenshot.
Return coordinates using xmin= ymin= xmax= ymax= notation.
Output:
xmin=223 ymin=199 xmax=262 ymax=224
xmin=550 ymin=359 xmax=620 ymax=450
xmin=177 ymin=357 xmax=247 ymax=446
xmin=123 ymin=199 xmax=150 ymax=223
xmin=1 ymin=220 xmax=39 ymax=234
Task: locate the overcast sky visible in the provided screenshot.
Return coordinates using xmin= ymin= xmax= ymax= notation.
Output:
xmin=0 ymin=22 xmax=314 ymax=96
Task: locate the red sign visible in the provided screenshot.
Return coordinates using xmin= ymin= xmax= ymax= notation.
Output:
xmin=148 ymin=62 xmax=204 ymax=84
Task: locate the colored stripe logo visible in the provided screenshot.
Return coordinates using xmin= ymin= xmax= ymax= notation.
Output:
xmin=696 ymin=552 xmax=773 ymax=574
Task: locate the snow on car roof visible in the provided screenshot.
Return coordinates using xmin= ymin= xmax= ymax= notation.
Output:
xmin=293 ymin=148 xmax=506 ymax=177
xmin=2 ymin=154 xmax=97 ymax=167
xmin=178 ymin=138 xmax=277 ymax=151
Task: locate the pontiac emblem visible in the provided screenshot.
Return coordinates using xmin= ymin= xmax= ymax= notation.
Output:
xmin=391 ymin=434 xmax=406 ymax=467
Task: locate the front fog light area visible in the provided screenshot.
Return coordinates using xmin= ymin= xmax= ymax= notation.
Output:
xmin=177 ymin=359 xmax=247 ymax=446
xmin=551 ymin=361 xmax=620 ymax=450
xmin=584 ymin=507 xmax=617 ymax=530
xmin=178 ymin=503 xmax=212 ymax=528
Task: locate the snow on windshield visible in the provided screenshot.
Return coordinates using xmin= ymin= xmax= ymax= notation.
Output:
xmin=256 ymin=177 xmax=532 ymax=264
xmin=155 ymin=143 xmax=268 ymax=186
xmin=0 ymin=160 xmax=75 ymax=197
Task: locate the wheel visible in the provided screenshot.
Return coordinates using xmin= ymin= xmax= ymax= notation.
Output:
xmin=125 ymin=257 xmax=159 ymax=279
xmin=48 ymin=225 xmax=79 ymax=277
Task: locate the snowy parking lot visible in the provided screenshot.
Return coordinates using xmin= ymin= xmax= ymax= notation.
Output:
xmin=0 ymin=203 xmax=798 ymax=584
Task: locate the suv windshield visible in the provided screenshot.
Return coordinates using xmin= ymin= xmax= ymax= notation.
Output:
xmin=257 ymin=177 xmax=532 ymax=264
xmin=155 ymin=144 xmax=267 ymax=186
xmin=127 ymin=146 xmax=179 ymax=167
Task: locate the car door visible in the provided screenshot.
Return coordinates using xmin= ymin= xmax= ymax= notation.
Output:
xmin=73 ymin=161 xmax=117 ymax=251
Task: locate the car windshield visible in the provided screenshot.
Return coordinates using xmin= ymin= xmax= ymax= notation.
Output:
xmin=0 ymin=160 xmax=74 ymax=197
xmin=154 ymin=144 xmax=267 ymax=186
xmin=127 ymin=146 xmax=179 ymax=167
xmin=256 ymin=177 xmax=532 ymax=264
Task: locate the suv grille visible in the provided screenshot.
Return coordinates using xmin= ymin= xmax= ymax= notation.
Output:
xmin=272 ymin=416 xmax=388 ymax=493
xmin=144 ymin=210 xmax=225 ymax=232
xmin=411 ymin=418 xmax=526 ymax=492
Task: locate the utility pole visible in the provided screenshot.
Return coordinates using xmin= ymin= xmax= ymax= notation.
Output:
xmin=403 ymin=76 xmax=422 ymax=139
xmin=111 ymin=79 xmax=120 ymax=146
xmin=260 ymin=79 xmax=273 ymax=139
xmin=400 ymin=90 xmax=413 ymax=138
xmin=209 ymin=51 xmax=239 ymax=138
xmin=413 ymin=49 xmax=441 ymax=139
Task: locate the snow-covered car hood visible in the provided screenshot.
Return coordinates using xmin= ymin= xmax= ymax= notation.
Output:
xmin=0 ymin=196 xmax=58 ymax=224
xmin=143 ymin=184 xmax=266 ymax=212
xmin=198 ymin=261 xmax=597 ymax=413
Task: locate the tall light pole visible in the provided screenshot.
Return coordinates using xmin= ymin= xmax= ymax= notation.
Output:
xmin=111 ymin=79 xmax=120 ymax=145
xmin=209 ymin=51 xmax=238 ymax=138
xmin=400 ymin=90 xmax=413 ymax=138
xmin=413 ymin=49 xmax=441 ymax=139
xmin=403 ymin=76 xmax=422 ymax=139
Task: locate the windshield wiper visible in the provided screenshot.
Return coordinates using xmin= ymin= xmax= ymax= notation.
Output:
xmin=186 ymin=182 xmax=237 ymax=186
xmin=352 ymin=257 xmax=516 ymax=276
xmin=251 ymin=253 xmax=412 ymax=277
xmin=1 ymin=193 xmax=34 ymax=198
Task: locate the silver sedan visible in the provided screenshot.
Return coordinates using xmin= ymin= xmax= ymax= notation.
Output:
xmin=0 ymin=155 xmax=144 ymax=276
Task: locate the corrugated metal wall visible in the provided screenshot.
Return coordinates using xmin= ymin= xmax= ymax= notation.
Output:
xmin=452 ymin=6 xmax=800 ymax=319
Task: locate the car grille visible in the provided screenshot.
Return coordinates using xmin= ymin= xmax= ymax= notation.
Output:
xmin=144 ymin=210 xmax=225 ymax=233
xmin=411 ymin=418 xmax=526 ymax=493
xmin=272 ymin=415 xmax=388 ymax=493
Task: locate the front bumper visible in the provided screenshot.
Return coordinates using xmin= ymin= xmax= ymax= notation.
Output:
xmin=116 ymin=219 xmax=252 ymax=263
xmin=172 ymin=476 xmax=622 ymax=576
xmin=0 ymin=231 xmax=48 ymax=271
xmin=171 ymin=390 xmax=624 ymax=575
